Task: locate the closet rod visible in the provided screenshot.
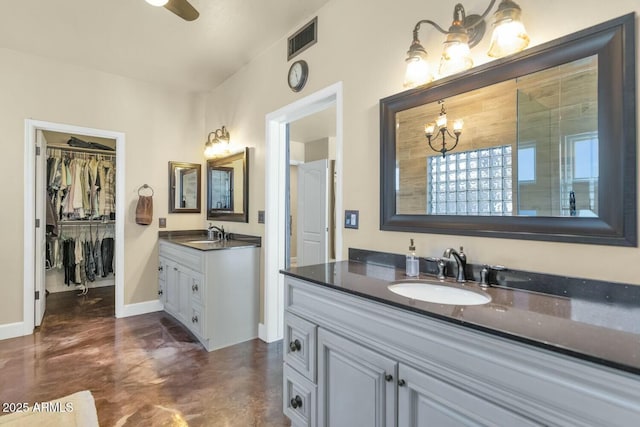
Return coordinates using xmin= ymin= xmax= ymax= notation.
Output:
xmin=47 ymin=144 xmax=116 ymax=156
xmin=58 ymin=220 xmax=115 ymax=227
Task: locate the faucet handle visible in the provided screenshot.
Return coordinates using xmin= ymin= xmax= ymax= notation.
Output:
xmin=426 ymin=257 xmax=446 ymax=280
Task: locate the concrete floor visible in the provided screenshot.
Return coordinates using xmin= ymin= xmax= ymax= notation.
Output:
xmin=0 ymin=287 xmax=289 ymax=426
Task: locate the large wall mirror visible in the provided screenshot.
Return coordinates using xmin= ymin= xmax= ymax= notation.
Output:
xmin=207 ymin=148 xmax=249 ymax=222
xmin=169 ymin=161 xmax=201 ymax=213
xmin=380 ymin=14 xmax=636 ymax=246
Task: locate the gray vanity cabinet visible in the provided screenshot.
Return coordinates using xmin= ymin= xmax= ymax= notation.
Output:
xmin=283 ymin=275 xmax=640 ymax=427
xmin=158 ymin=240 xmax=259 ymax=351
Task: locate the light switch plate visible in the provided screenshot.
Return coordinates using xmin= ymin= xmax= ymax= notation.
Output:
xmin=258 ymin=210 xmax=265 ymax=224
xmin=159 ymin=218 xmax=166 ymax=228
xmin=345 ymin=210 xmax=359 ymax=229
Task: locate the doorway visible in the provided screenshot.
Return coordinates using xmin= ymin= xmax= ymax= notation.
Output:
xmin=288 ymin=104 xmax=337 ymax=268
xmin=262 ymin=82 xmax=343 ymax=342
xmin=23 ymin=120 xmax=125 ymax=336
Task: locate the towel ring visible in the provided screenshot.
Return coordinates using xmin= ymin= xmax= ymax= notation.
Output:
xmin=137 ymin=184 xmax=154 ymax=197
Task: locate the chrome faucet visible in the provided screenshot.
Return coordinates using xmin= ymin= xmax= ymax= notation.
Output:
xmin=207 ymin=223 xmax=226 ymax=240
xmin=442 ymin=246 xmax=467 ymax=282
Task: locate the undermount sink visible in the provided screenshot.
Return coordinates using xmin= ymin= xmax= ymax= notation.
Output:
xmin=188 ymin=239 xmax=222 ymax=244
xmin=388 ymin=280 xmax=491 ymax=306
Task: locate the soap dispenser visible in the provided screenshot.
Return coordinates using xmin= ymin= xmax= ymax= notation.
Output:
xmin=406 ymin=239 xmax=420 ymax=277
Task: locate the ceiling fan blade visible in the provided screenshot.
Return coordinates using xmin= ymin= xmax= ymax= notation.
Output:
xmin=164 ymin=0 xmax=199 ymax=21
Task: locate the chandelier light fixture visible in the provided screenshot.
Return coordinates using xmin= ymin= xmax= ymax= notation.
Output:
xmin=424 ymin=101 xmax=463 ymax=157
xmin=403 ymin=0 xmax=530 ymax=87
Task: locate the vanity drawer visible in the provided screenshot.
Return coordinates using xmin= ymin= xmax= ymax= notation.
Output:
xmin=283 ymin=363 xmax=316 ymax=427
xmin=189 ymin=303 xmax=205 ymax=338
xmin=284 ymin=312 xmax=317 ymax=382
xmin=189 ymin=274 xmax=204 ymax=305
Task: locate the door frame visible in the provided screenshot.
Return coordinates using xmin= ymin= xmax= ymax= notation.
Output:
xmin=23 ymin=119 xmax=126 ymax=335
xmin=262 ymin=82 xmax=343 ymax=342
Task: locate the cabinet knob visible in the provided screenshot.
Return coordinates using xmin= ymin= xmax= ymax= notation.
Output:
xmin=192 ymin=315 xmax=198 ymax=323
xmin=398 ymin=379 xmax=406 ymax=387
xmin=173 ymin=267 xmax=178 ymax=271
xmin=158 ymin=290 xmax=163 ymax=296
xmin=290 ymin=395 xmax=302 ymax=409
xmin=385 ymin=374 xmax=393 ymax=382
xmin=289 ymin=339 xmax=302 ymax=352
xmin=192 ymin=283 xmax=199 ymax=292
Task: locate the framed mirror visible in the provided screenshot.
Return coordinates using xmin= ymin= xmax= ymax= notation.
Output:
xmin=169 ymin=161 xmax=201 ymax=213
xmin=207 ymin=148 xmax=249 ymax=222
xmin=380 ymin=14 xmax=636 ymax=246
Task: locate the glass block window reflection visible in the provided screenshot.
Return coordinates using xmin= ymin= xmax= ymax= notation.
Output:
xmin=428 ymin=145 xmax=513 ymax=216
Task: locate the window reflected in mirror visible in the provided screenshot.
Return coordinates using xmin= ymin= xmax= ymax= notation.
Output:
xmin=169 ymin=162 xmax=201 ymax=213
xmin=395 ymin=55 xmax=598 ymax=218
xmin=207 ymin=148 xmax=249 ymax=222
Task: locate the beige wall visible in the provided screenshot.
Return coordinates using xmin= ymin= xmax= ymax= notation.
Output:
xmin=0 ymin=47 xmax=206 ymax=324
xmin=3 ymin=0 xmax=637 ymax=329
xmin=205 ymin=0 xmax=640 ymax=289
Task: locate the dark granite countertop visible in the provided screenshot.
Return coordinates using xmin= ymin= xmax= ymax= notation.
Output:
xmin=158 ymin=229 xmax=261 ymax=251
xmin=282 ymin=259 xmax=640 ymax=375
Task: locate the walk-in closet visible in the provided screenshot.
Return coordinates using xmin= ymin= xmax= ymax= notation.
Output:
xmin=40 ymin=129 xmax=117 ymax=319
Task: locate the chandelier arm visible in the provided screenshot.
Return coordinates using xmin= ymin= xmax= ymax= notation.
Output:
xmin=427 ymin=135 xmax=440 ymax=155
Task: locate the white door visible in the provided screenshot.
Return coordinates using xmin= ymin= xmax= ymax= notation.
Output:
xmin=34 ymin=130 xmax=47 ymax=326
xmin=297 ymin=159 xmax=329 ymax=267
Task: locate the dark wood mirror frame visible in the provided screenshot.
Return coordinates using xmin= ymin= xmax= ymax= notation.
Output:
xmin=168 ymin=161 xmax=202 ymax=214
xmin=207 ymin=148 xmax=249 ymax=223
xmin=380 ymin=13 xmax=636 ymax=246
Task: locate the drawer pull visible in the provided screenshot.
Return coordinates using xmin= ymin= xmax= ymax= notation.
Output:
xmin=158 ymin=266 xmax=163 ymax=271
xmin=158 ymin=289 xmax=163 ymax=296
xmin=385 ymin=374 xmax=393 ymax=382
xmin=398 ymin=379 xmax=406 ymax=387
xmin=192 ymin=315 xmax=199 ymax=323
xmin=290 ymin=395 xmax=302 ymax=409
xmin=192 ymin=283 xmax=199 ymax=292
xmin=289 ymin=339 xmax=302 ymax=352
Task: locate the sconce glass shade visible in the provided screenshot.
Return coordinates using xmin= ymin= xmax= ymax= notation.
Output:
xmin=439 ymin=31 xmax=473 ymax=77
xmin=487 ymin=0 xmax=530 ymax=58
xmin=145 ymin=0 xmax=169 ymax=6
xmin=204 ymin=140 xmax=217 ymax=158
xmin=404 ymin=43 xmax=433 ymax=88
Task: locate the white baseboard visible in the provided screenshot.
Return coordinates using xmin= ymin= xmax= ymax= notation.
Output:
xmin=120 ymin=300 xmax=164 ymax=318
xmin=258 ymin=322 xmax=266 ymax=342
xmin=0 ymin=322 xmax=27 ymax=341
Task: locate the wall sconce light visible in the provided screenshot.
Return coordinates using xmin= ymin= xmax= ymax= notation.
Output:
xmin=425 ymin=100 xmax=463 ymax=157
xmin=403 ymin=0 xmax=529 ymax=87
xmin=204 ymin=126 xmax=230 ymax=158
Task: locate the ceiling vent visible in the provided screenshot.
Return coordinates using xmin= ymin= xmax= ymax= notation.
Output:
xmin=288 ymin=17 xmax=317 ymax=60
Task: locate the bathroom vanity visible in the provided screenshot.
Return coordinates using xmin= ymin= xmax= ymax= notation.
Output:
xmin=281 ymin=254 xmax=640 ymax=426
xmin=158 ymin=231 xmax=259 ymax=351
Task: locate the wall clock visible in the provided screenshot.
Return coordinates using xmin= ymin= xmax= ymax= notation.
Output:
xmin=288 ymin=60 xmax=309 ymax=92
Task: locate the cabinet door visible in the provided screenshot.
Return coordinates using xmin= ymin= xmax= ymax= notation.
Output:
xmin=397 ymin=364 xmax=541 ymax=427
xmin=158 ymin=257 xmax=169 ymax=303
xmin=164 ymin=260 xmax=180 ymax=316
xmin=318 ymin=328 xmax=396 ymax=427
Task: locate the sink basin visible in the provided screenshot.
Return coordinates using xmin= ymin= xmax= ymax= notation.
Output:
xmin=188 ymin=239 xmax=222 ymax=244
xmin=387 ymin=280 xmax=491 ymax=306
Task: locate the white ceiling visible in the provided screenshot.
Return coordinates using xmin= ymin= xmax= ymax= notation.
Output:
xmin=0 ymin=0 xmax=329 ymax=92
